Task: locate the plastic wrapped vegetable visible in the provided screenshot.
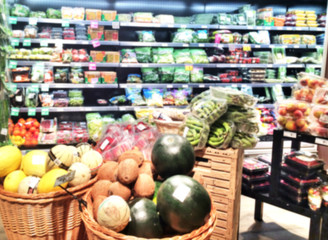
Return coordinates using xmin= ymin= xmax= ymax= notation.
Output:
xmin=25 ymin=86 xmax=39 ymax=107
xmin=159 ymin=67 xmax=174 ymax=83
xmin=172 ymin=29 xmax=195 ymax=43
xmin=31 ymin=65 xmax=44 ymax=83
xmin=11 ymin=4 xmax=30 ymax=17
xmin=231 ymin=132 xmax=259 ymax=149
xmin=121 ymin=49 xmax=138 ymax=63
xmin=127 ymin=74 xmax=142 ymax=83
xmin=152 ymin=48 xmax=174 ymax=64
xmin=143 ymin=88 xmax=164 ymax=107
xmin=135 ymin=47 xmax=152 ymax=63
xmin=224 ymin=106 xmax=259 ymax=123
xmin=173 ymin=88 xmax=190 ymax=106
xmin=210 ymin=87 xmax=258 ymax=108
xmin=179 ymin=114 xmax=210 ymax=150
xmin=29 ymin=11 xmax=46 ymax=18
xmin=125 ymin=88 xmax=146 ymax=106
xmin=191 ymin=13 xmax=215 ymax=24
xmin=109 ymin=95 xmax=129 ymax=105
xmin=173 ymin=67 xmax=189 ymax=83
xmin=193 ymin=30 xmax=209 ymax=43
xmin=174 ymin=16 xmax=191 ymax=24
xmin=173 ymin=49 xmax=193 ymax=64
xmin=235 ymin=121 xmax=260 ymax=134
xmin=190 ymin=49 xmax=209 ymax=64
xmin=141 ymin=68 xmax=159 ymax=83
xmin=46 ymin=8 xmax=61 ymax=19
xmin=121 ymin=114 xmax=136 ymax=123
xmin=137 ymin=31 xmax=156 ymax=42
xmin=190 ymin=97 xmax=228 ymax=124
xmin=190 ymin=67 xmax=204 ymax=83
xmin=208 ymin=120 xmax=236 ymax=149
xmin=86 ymin=113 xmax=103 ymax=142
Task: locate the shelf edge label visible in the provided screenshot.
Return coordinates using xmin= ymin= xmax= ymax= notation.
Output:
xmin=315 ymin=138 xmax=328 ymax=146
xmin=283 ymin=131 xmax=297 ymax=138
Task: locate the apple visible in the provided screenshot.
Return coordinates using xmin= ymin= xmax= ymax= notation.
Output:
xmin=278 ymin=106 xmax=287 ymax=116
xmin=293 ymin=110 xmax=304 ymax=119
xmin=299 ymin=123 xmax=308 ymax=132
xmin=79 ymin=49 xmax=87 ymax=55
xmin=286 ymin=103 xmax=297 ymax=113
xmin=285 ymin=120 xmax=297 ymax=131
xmin=299 ymin=78 xmax=308 ymax=86
xmin=304 ymin=108 xmax=311 ymax=116
xmin=277 ymin=116 xmax=287 ymax=126
xmin=293 ymin=90 xmax=302 ymax=100
xmin=308 ymin=79 xmax=318 ymax=89
xmin=305 ymin=93 xmax=313 ymax=103
xmin=296 ymin=118 xmax=306 ymax=128
xmin=72 ymin=49 xmax=78 ymax=55
xmin=297 ymin=102 xmax=308 ymax=113
xmin=318 ymin=80 xmax=325 ymax=87
xmin=313 ymin=109 xmax=323 ymax=119
xmin=316 ymin=127 xmax=328 ymax=137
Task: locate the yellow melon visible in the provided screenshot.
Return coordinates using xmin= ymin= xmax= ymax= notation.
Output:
xmin=0 ymin=145 xmax=22 ymax=177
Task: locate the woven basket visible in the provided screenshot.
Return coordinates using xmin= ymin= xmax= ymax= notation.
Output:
xmin=0 ymin=177 xmax=97 ymax=240
xmin=154 ymin=119 xmax=183 ymax=135
xmin=81 ymin=189 xmax=217 ymax=240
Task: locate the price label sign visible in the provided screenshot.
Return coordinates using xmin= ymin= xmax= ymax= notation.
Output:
xmin=41 ymin=107 xmax=50 ymax=116
xmin=91 ymin=39 xmax=101 ymax=48
xmin=112 ymin=21 xmax=120 ymax=29
xmin=9 ymin=60 xmax=17 ymax=69
xmin=54 ymin=171 xmax=76 ymax=187
xmin=166 ymin=84 xmax=173 ymax=88
xmin=90 ymin=21 xmax=99 ymax=29
xmin=7 ymin=83 xmax=17 ymax=92
xmin=11 ymin=38 xmax=19 ymax=47
xmin=28 ymin=107 xmax=36 ymax=116
xmin=0 ymin=128 xmax=8 ymax=136
xmin=41 ymin=84 xmax=49 ymax=92
xmin=283 ymin=131 xmax=297 ymax=138
xmin=89 ymin=62 xmax=97 ymax=71
xmin=11 ymin=107 xmax=20 ymax=117
xmin=315 ymin=138 xmax=328 ymax=146
xmin=9 ymin=17 xmax=17 ymax=25
xmin=23 ymin=38 xmax=31 ymax=47
xmin=243 ymin=45 xmax=252 ymax=52
xmin=62 ymin=20 xmax=70 ymax=27
xmin=29 ymin=18 xmax=38 ymax=25
xmin=40 ymin=39 xmax=48 ymax=47
xmin=185 ymin=65 xmax=193 ymax=71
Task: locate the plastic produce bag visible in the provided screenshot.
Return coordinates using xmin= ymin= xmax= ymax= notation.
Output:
xmin=143 ymin=88 xmax=164 ymax=107
xmin=121 ymin=114 xmax=136 ymax=123
xmin=118 ymin=14 xmax=132 ymax=22
xmin=137 ymin=31 xmax=156 ymax=42
xmin=208 ymin=120 xmax=236 ymax=149
xmin=190 ymin=67 xmax=204 ymax=83
xmin=231 ymin=132 xmax=259 ymax=149
xmin=174 ymin=16 xmax=191 ymax=24
xmin=210 ymin=87 xmax=258 ymax=108
xmin=133 ymin=12 xmax=153 ymax=23
xmin=46 ymin=8 xmax=61 ymax=19
xmin=179 ymin=114 xmax=210 ymax=150
xmin=125 ymin=88 xmax=146 ymax=106
xmin=159 ymin=67 xmax=174 ymax=83
xmin=11 ymin=4 xmax=30 ymax=17
xmin=190 ymin=97 xmax=228 ymax=124
xmin=135 ymin=47 xmax=152 ymax=63
xmin=173 ymin=88 xmax=190 ymax=106
xmin=173 ymin=49 xmax=193 ymax=64
xmin=235 ymin=121 xmax=260 ymax=134
xmin=173 ymin=67 xmax=190 ymax=83
xmin=155 ymin=14 xmax=174 ymax=24
xmin=193 ymin=30 xmax=209 ymax=43
xmin=172 ymin=29 xmax=195 ymax=43
xmin=29 ymin=11 xmax=46 ymax=18
xmin=31 ymin=64 xmax=44 ymax=83
xmin=121 ymin=49 xmax=138 ymax=63
xmin=191 ymin=14 xmax=215 ymax=24
xmin=127 ymin=74 xmax=142 ymax=83
xmin=109 ymin=95 xmax=128 ymax=105
xmin=25 ymin=86 xmax=39 ymax=107
xmin=190 ymin=49 xmax=209 ymax=64
xmin=153 ymin=48 xmax=174 ymax=64
xmin=86 ymin=113 xmax=103 ymax=142
xmin=141 ymin=68 xmax=159 ymax=83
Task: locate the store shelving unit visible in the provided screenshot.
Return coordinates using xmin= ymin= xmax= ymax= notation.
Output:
xmin=243 ymin=129 xmax=328 ymax=240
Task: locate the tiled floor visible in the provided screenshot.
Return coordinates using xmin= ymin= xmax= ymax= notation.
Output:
xmin=0 ymin=195 xmax=309 ymax=240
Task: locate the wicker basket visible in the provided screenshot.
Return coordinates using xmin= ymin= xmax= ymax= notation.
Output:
xmin=81 ymin=189 xmax=217 ymax=240
xmin=154 ymin=119 xmax=183 ymax=134
xmin=0 ymin=177 xmax=97 ymax=240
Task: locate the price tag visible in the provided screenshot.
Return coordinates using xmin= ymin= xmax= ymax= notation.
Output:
xmin=201 ymin=25 xmax=207 ymax=29
xmin=23 ymin=38 xmax=31 ymax=47
xmin=9 ymin=60 xmax=17 ymax=69
xmin=28 ymin=107 xmax=36 ymax=116
xmin=121 ymin=64 xmax=128 ymax=67
xmin=255 ymin=45 xmax=261 ymax=48
xmin=269 ymin=45 xmax=275 ymax=48
xmin=141 ymin=64 xmax=149 ymax=68
xmin=90 ymin=21 xmax=99 ymax=29
xmin=198 ymin=43 xmax=205 ymax=47
xmin=11 ymin=38 xmax=19 ymax=47
xmin=166 ymin=84 xmax=173 ymax=88
xmin=120 ymin=107 xmax=127 ymax=111
xmin=256 ymin=26 xmax=262 ymax=30
xmin=40 ymin=39 xmax=48 ymax=47
xmin=62 ymin=20 xmax=70 ymax=27
xmin=241 ymin=64 xmax=247 ymax=67
xmin=89 ymin=62 xmax=97 ymax=70
xmin=286 ymin=27 xmax=293 ymax=30
xmin=54 ymin=171 xmax=76 ymax=187
xmin=1 ymin=128 xmax=8 ymax=136
xmin=283 ymin=131 xmax=297 ymax=138
xmin=182 ymin=44 xmax=189 ymax=47
xmin=41 ymin=84 xmax=49 ymax=92
xmin=41 ymin=107 xmax=49 ymax=116
xmin=231 ymin=84 xmax=238 ymax=89
xmin=91 ymin=39 xmax=101 ymax=48
xmin=296 ymin=27 xmax=302 ymax=30
xmin=181 ymin=24 xmax=187 ymax=28
xmin=247 ymin=26 xmax=254 ymax=30
xmin=84 ymin=107 xmax=92 ymax=111
xmin=315 ymin=138 xmax=328 ymax=146
xmin=294 ymin=45 xmax=300 ymax=49
xmin=29 ymin=18 xmax=38 ymax=25
xmin=11 ymin=107 xmax=20 ymax=116
xmin=135 ymin=84 xmax=142 ymax=88
xmin=182 ymin=84 xmax=188 ymax=88
xmin=199 ymin=84 xmax=205 ymax=88
xmin=220 ymin=26 xmax=227 ymax=29
xmin=9 ymin=17 xmax=17 ymax=24
xmin=267 ymin=64 xmax=273 ymax=68
xmin=161 ymin=43 xmax=168 ymax=47
xmin=7 ymin=83 xmax=17 ymax=92
xmin=243 ymin=45 xmax=252 ymax=52
xmin=167 ymin=24 xmax=174 ymax=28
xmin=230 ymin=64 xmax=237 ymax=68
xmin=185 ymin=65 xmax=193 ymax=71
xmin=112 ymin=21 xmax=120 ymax=29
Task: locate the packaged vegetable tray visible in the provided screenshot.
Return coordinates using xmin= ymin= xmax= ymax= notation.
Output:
xmin=281 ymin=173 xmax=321 ymax=190
xmin=281 ymin=163 xmax=318 ymax=180
xmin=179 ymin=114 xmax=210 ymax=150
xmin=284 ymin=151 xmax=324 ymax=172
xmin=243 ymin=158 xmax=269 ymax=175
xmin=243 ymin=173 xmax=270 ymax=185
xmin=210 ymin=87 xmax=257 ymax=108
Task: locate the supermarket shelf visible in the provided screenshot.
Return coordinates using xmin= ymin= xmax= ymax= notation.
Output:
xmin=307 ymin=64 xmax=323 ymax=68
xmin=15 ymin=83 xmax=119 ymax=89
xmin=119 ymin=22 xmax=219 ymax=29
xmin=13 ymin=17 xmax=114 ymax=26
xmin=277 ymin=129 xmax=328 ymax=147
xmin=118 ymin=105 xmax=188 ymax=111
xmin=13 ymin=61 xmax=120 ymax=67
xmin=19 ymin=106 xmax=119 ymax=112
xmin=119 ymin=63 xmax=219 ymax=68
xmin=307 ymin=45 xmax=324 ymax=49
xmin=13 ymin=38 xmax=120 ymax=46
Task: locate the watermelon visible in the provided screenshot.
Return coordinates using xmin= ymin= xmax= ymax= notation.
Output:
xmin=151 ymin=134 xmax=195 ymax=179
xmin=125 ymin=198 xmax=163 ymax=238
xmin=157 ymin=175 xmax=211 ymax=234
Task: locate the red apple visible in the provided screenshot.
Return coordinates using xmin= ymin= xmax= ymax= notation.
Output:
xmin=72 ymin=54 xmax=80 ymax=62
xmin=296 ymin=119 xmax=306 ymax=128
xmin=286 ymin=103 xmax=297 ymax=113
xmin=313 ymin=109 xmax=323 ymax=119
xmin=285 ymin=120 xmax=297 ymax=131
xmin=277 ymin=116 xmax=287 ymax=126
xmin=79 ymin=49 xmax=87 ymax=55
xmin=293 ymin=110 xmax=304 ymax=119
xmin=297 ymin=102 xmax=308 ymax=113
xmin=304 ymin=108 xmax=311 ymax=116
xmin=278 ymin=106 xmax=287 ymax=116
xmin=299 ymin=123 xmax=308 ymax=132
xmin=299 ymin=78 xmax=308 ymax=87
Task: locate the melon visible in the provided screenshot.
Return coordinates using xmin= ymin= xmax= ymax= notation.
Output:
xmin=97 ymin=195 xmax=130 ymax=232
xmin=48 ymin=145 xmax=74 ymax=170
xmin=81 ymin=150 xmax=103 ymax=174
xmin=68 ymin=162 xmax=91 ymax=187
xmin=18 ymin=176 xmax=40 ymax=194
xmin=67 ymin=146 xmax=80 ymax=163
xmin=37 ymin=168 xmax=68 ymax=193
xmin=4 ymin=170 xmax=26 ymax=193
xmin=77 ymin=143 xmax=92 ymax=157
xmin=20 ymin=150 xmax=49 ymax=177
xmin=0 ymin=145 xmax=22 ymax=177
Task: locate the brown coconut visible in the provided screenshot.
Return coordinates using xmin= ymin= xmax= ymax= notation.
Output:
xmin=91 ymin=180 xmax=112 ymax=200
xmin=108 ymin=182 xmax=131 ymax=201
xmin=118 ymin=148 xmax=144 ymax=166
xmin=139 ymin=160 xmax=157 ymax=177
xmin=93 ymin=195 xmax=107 ymax=221
xmin=98 ymin=161 xmax=118 ymax=182
xmin=134 ymin=173 xmax=155 ymax=198
xmin=117 ymin=159 xmax=139 ymax=185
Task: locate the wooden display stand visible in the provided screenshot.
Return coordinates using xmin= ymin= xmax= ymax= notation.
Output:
xmin=194 ymin=147 xmax=244 ymax=240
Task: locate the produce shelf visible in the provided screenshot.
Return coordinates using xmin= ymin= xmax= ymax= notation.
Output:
xmin=13 ymin=61 xmax=120 ymax=67
xmin=117 ymin=105 xmax=187 ymax=111
xmin=12 ymin=17 xmax=114 ymax=26
xmin=13 ymin=38 xmax=120 ymax=46
xmin=18 ymin=106 xmax=119 ymax=112
xmin=15 ymin=83 xmax=119 ymax=89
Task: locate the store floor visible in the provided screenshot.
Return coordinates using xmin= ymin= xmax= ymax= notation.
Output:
xmin=0 ymin=195 xmax=309 ymax=240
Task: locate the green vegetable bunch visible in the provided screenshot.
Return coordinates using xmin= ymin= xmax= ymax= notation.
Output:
xmin=231 ymin=132 xmax=258 ymax=149
xmin=208 ymin=120 xmax=235 ymax=149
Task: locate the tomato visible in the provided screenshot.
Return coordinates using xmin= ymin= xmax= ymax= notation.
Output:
xmin=18 ymin=118 xmax=26 ymax=124
xmin=33 ymin=121 xmax=40 ymax=128
xmin=31 ymin=139 xmax=38 ymax=146
xmin=13 ymin=130 xmax=20 ymax=136
xmin=29 ymin=126 xmax=36 ymax=133
xmin=25 ymin=132 xmax=32 ymax=138
xmin=21 ymin=129 xmax=27 ymax=137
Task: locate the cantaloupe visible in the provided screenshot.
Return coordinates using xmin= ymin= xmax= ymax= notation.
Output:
xmin=18 ymin=176 xmax=40 ymax=194
xmin=67 ymin=146 xmax=80 ymax=164
xmin=81 ymin=150 xmax=103 ymax=174
xmin=77 ymin=143 xmax=92 ymax=157
xmin=68 ymin=162 xmax=91 ymax=187
xmin=48 ymin=145 xmax=74 ymax=170
xmin=93 ymin=195 xmax=107 ymax=221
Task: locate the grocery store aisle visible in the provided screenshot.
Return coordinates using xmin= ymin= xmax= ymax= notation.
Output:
xmin=239 ymin=196 xmax=308 ymax=240
xmin=0 ymin=195 xmax=309 ymax=240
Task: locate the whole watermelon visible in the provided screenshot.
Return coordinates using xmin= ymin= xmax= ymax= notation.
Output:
xmin=151 ymin=134 xmax=195 ymax=179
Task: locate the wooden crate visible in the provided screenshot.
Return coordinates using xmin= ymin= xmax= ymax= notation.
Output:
xmin=194 ymin=147 xmax=244 ymax=240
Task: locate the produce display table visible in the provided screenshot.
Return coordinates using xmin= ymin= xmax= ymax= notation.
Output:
xmin=194 ymin=147 xmax=244 ymax=240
